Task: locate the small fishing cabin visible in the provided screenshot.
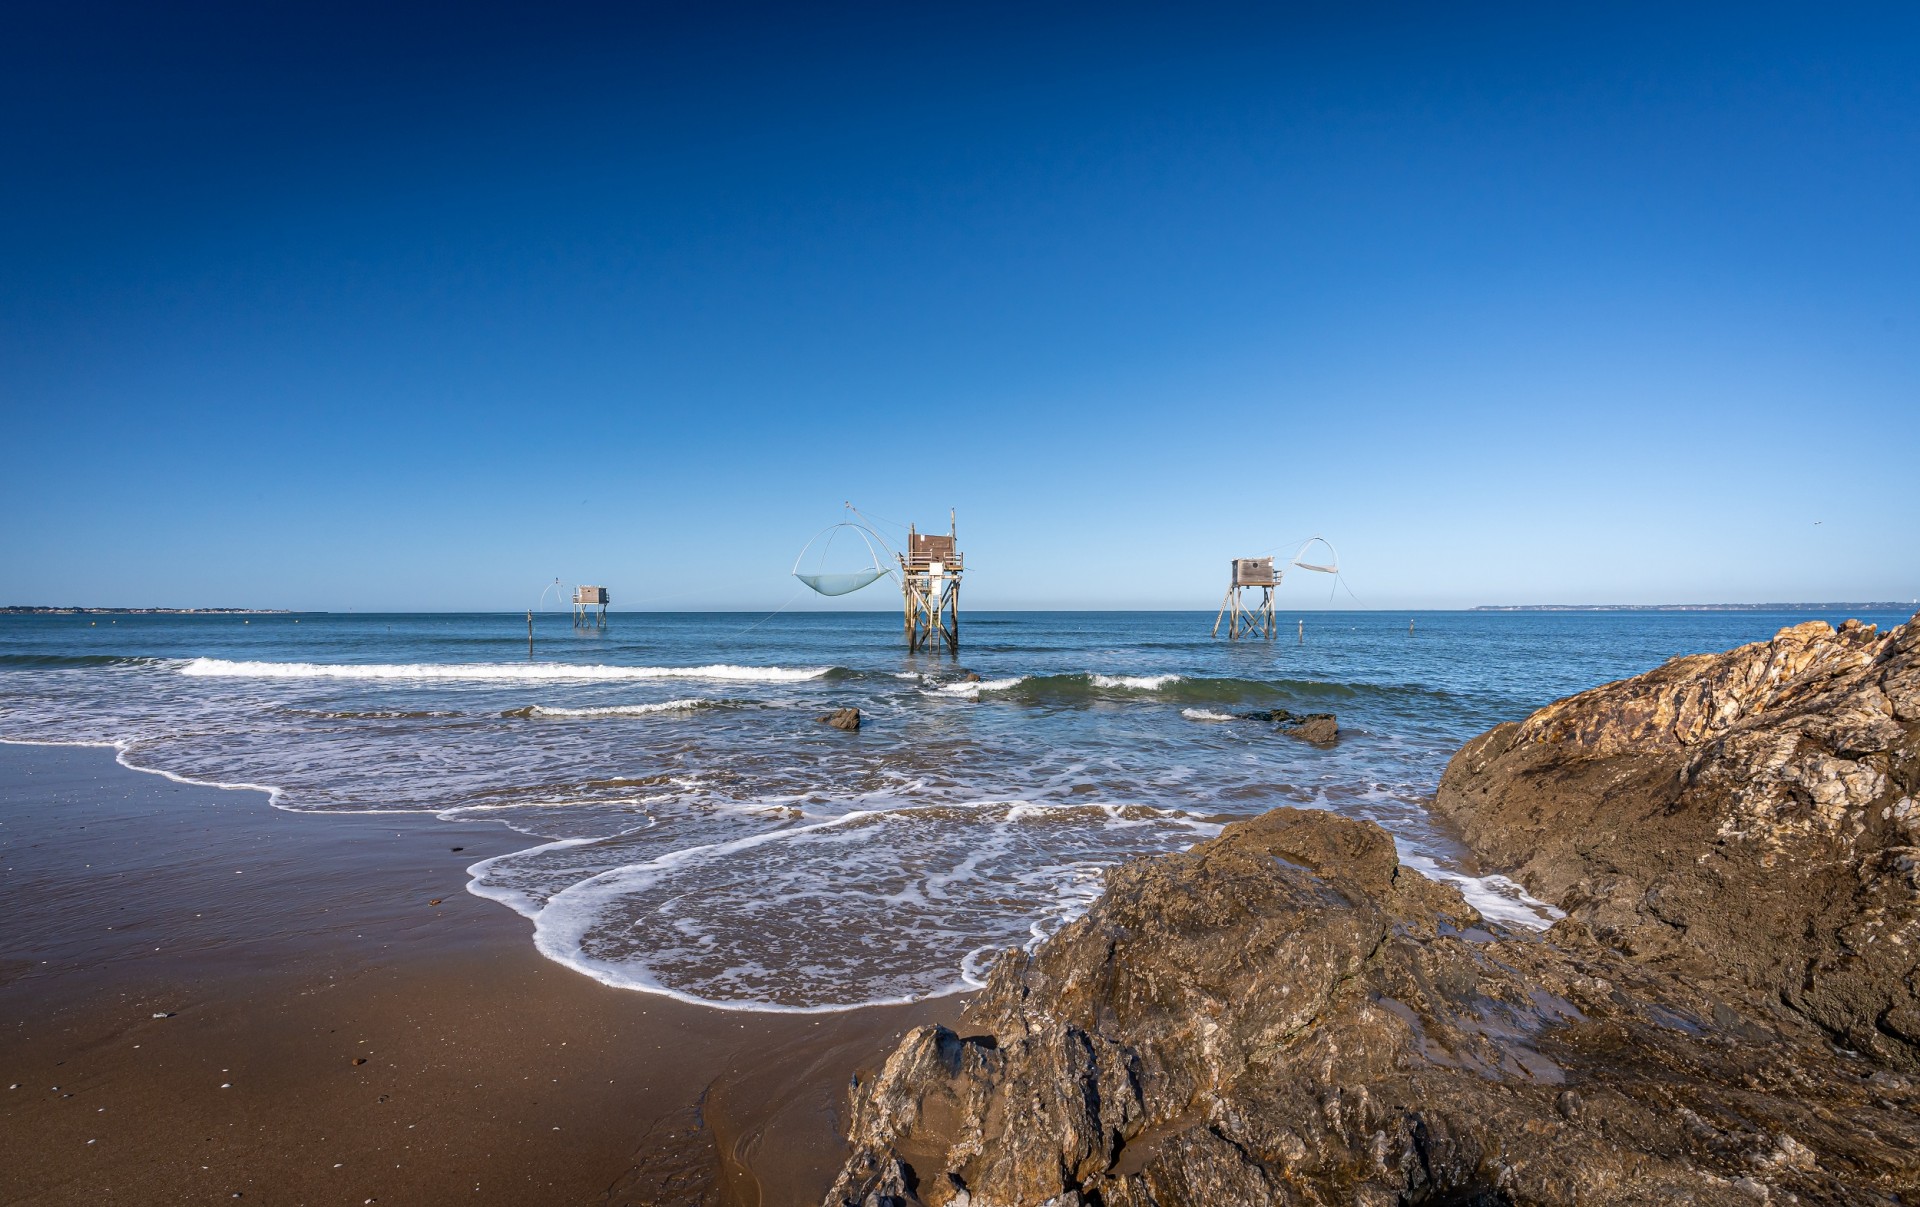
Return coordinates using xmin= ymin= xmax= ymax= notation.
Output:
xmin=1213 ymin=557 xmax=1278 ymax=640
xmin=573 ymin=585 xmax=609 ymax=627
xmin=900 ymin=514 xmax=963 ymax=654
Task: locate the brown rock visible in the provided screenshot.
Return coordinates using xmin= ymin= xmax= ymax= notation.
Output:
xmin=1238 ymin=709 xmax=1340 ymax=744
xmin=1434 ymin=611 xmax=1920 ymax=1068
xmin=1283 ymin=712 xmax=1339 ymax=744
xmin=825 ymin=807 xmax=1920 ymax=1205
xmin=818 ymin=708 xmax=862 ymax=732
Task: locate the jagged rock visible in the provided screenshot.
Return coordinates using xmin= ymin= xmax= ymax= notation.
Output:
xmin=825 ymin=806 xmax=1920 ymax=1205
xmin=1283 ymin=713 xmax=1338 ymax=744
xmin=819 ymin=708 xmax=862 ymax=732
xmin=1434 ymin=613 xmax=1920 ymax=1068
xmin=1236 ymin=709 xmax=1340 ymax=744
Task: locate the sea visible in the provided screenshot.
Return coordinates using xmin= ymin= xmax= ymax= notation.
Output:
xmin=3 ymin=607 xmax=1910 ymax=1013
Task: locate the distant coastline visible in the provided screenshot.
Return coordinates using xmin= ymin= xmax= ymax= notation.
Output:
xmin=1 ymin=606 xmax=291 ymax=615
xmin=1472 ymin=602 xmax=1913 ymax=612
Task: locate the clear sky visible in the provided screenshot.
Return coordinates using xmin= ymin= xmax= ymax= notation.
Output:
xmin=2 ymin=3 xmax=1915 ymax=611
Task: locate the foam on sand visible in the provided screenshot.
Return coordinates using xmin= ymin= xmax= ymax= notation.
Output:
xmin=504 ymin=800 xmax=1221 ymax=1012
xmin=178 ymin=658 xmax=830 ymax=683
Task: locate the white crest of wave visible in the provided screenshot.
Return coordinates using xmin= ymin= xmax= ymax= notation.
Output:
xmin=1090 ymin=673 xmax=1183 ymax=690
xmin=526 ymin=700 xmax=715 ymax=717
xmin=177 ymin=658 xmax=829 ymax=683
xmin=931 ymin=676 xmax=1025 ymax=698
xmin=1180 ymin=708 xmax=1237 ymax=722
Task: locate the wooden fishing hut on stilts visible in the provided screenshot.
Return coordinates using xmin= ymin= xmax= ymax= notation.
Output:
xmin=1213 ymin=558 xmax=1279 ymax=640
xmin=900 ymin=512 xmax=963 ymax=654
xmin=1209 ymin=537 xmax=1342 ymax=640
xmin=573 ymin=585 xmax=609 ymax=627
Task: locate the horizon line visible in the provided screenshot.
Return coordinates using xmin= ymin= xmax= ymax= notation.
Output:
xmin=5 ymin=602 xmax=1915 ymax=617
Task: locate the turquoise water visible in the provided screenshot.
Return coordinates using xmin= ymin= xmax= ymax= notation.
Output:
xmin=2 ymin=608 xmax=1910 ymax=1010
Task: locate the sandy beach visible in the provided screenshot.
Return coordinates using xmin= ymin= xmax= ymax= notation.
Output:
xmin=0 ymin=742 xmax=951 ymax=1206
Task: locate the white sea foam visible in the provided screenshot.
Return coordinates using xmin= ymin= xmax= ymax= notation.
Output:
xmin=521 ymin=700 xmax=719 ymax=718
xmin=178 ymin=658 xmax=829 ymax=683
xmin=930 ymin=676 xmax=1025 ymax=697
xmin=1181 ymin=708 xmax=1237 ymax=722
xmin=502 ymin=799 xmax=1220 ymax=1012
xmin=1397 ymin=853 xmax=1564 ymax=931
xmin=1090 ymin=673 xmax=1183 ymax=690
xmin=1 ymin=616 xmax=1600 ymax=1016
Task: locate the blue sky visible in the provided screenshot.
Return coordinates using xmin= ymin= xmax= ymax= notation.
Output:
xmin=2 ymin=3 xmax=1915 ymax=610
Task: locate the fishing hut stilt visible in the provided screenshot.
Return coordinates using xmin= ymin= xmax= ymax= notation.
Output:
xmin=573 ymin=586 xmax=609 ymax=628
xmin=900 ymin=512 xmax=962 ymax=654
xmin=1212 ymin=558 xmax=1278 ymax=640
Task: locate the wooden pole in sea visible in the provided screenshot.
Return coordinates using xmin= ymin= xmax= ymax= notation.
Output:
xmin=1298 ymin=618 xmax=1304 ymax=645
xmin=527 ymin=609 xmax=534 ymax=656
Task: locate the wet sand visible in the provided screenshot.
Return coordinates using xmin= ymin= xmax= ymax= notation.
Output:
xmin=0 ymin=742 xmax=950 ymax=1206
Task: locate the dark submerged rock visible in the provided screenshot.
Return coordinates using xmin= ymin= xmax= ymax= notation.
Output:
xmin=826 ymin=615 xmax=1920 ymax=1206
xmin=1237 ymin=708 xmax=1340 ymax=744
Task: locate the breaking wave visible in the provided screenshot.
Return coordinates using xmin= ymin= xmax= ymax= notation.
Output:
xmin=178 ymin=658 xmax=831 ymax=683
xmin=969 ymin=673 xmax=1342 ymax=707
xmin=1089 ymin=673 xmax=1183 ymax=690
xmin=505 ymin=700 xmax=735 ymax=718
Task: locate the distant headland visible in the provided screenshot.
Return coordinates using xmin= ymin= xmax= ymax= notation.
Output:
xmin=1472 ymin=602 xmax=1913 ymax=612
xmin=1 ymin=606 xmax=291 ymax=615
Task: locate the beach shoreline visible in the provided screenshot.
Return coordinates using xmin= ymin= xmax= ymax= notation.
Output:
xmin=0 ymin=741 xmax=949 ymax=1206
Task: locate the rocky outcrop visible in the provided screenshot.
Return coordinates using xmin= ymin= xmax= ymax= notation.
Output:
xmin=1238 ymin=709 xmax=1340 ymax=744
xmin=825 ymin=615 xmax=1920 ymax=1206
xmin=1434 ymin=614 xmax=1920 ymax=1068
xmin=819 ymin=708 xmax=863 ymax=732
xmin=826 ymin=806 xmax=1920 ymax=1205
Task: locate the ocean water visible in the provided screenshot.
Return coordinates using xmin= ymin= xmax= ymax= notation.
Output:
xmin=3 ymin=607 xmax=1910 ymax=1012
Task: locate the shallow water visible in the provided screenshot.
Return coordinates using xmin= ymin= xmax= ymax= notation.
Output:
xmin=3 ymin=607 xmax=1907 ymax=1010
